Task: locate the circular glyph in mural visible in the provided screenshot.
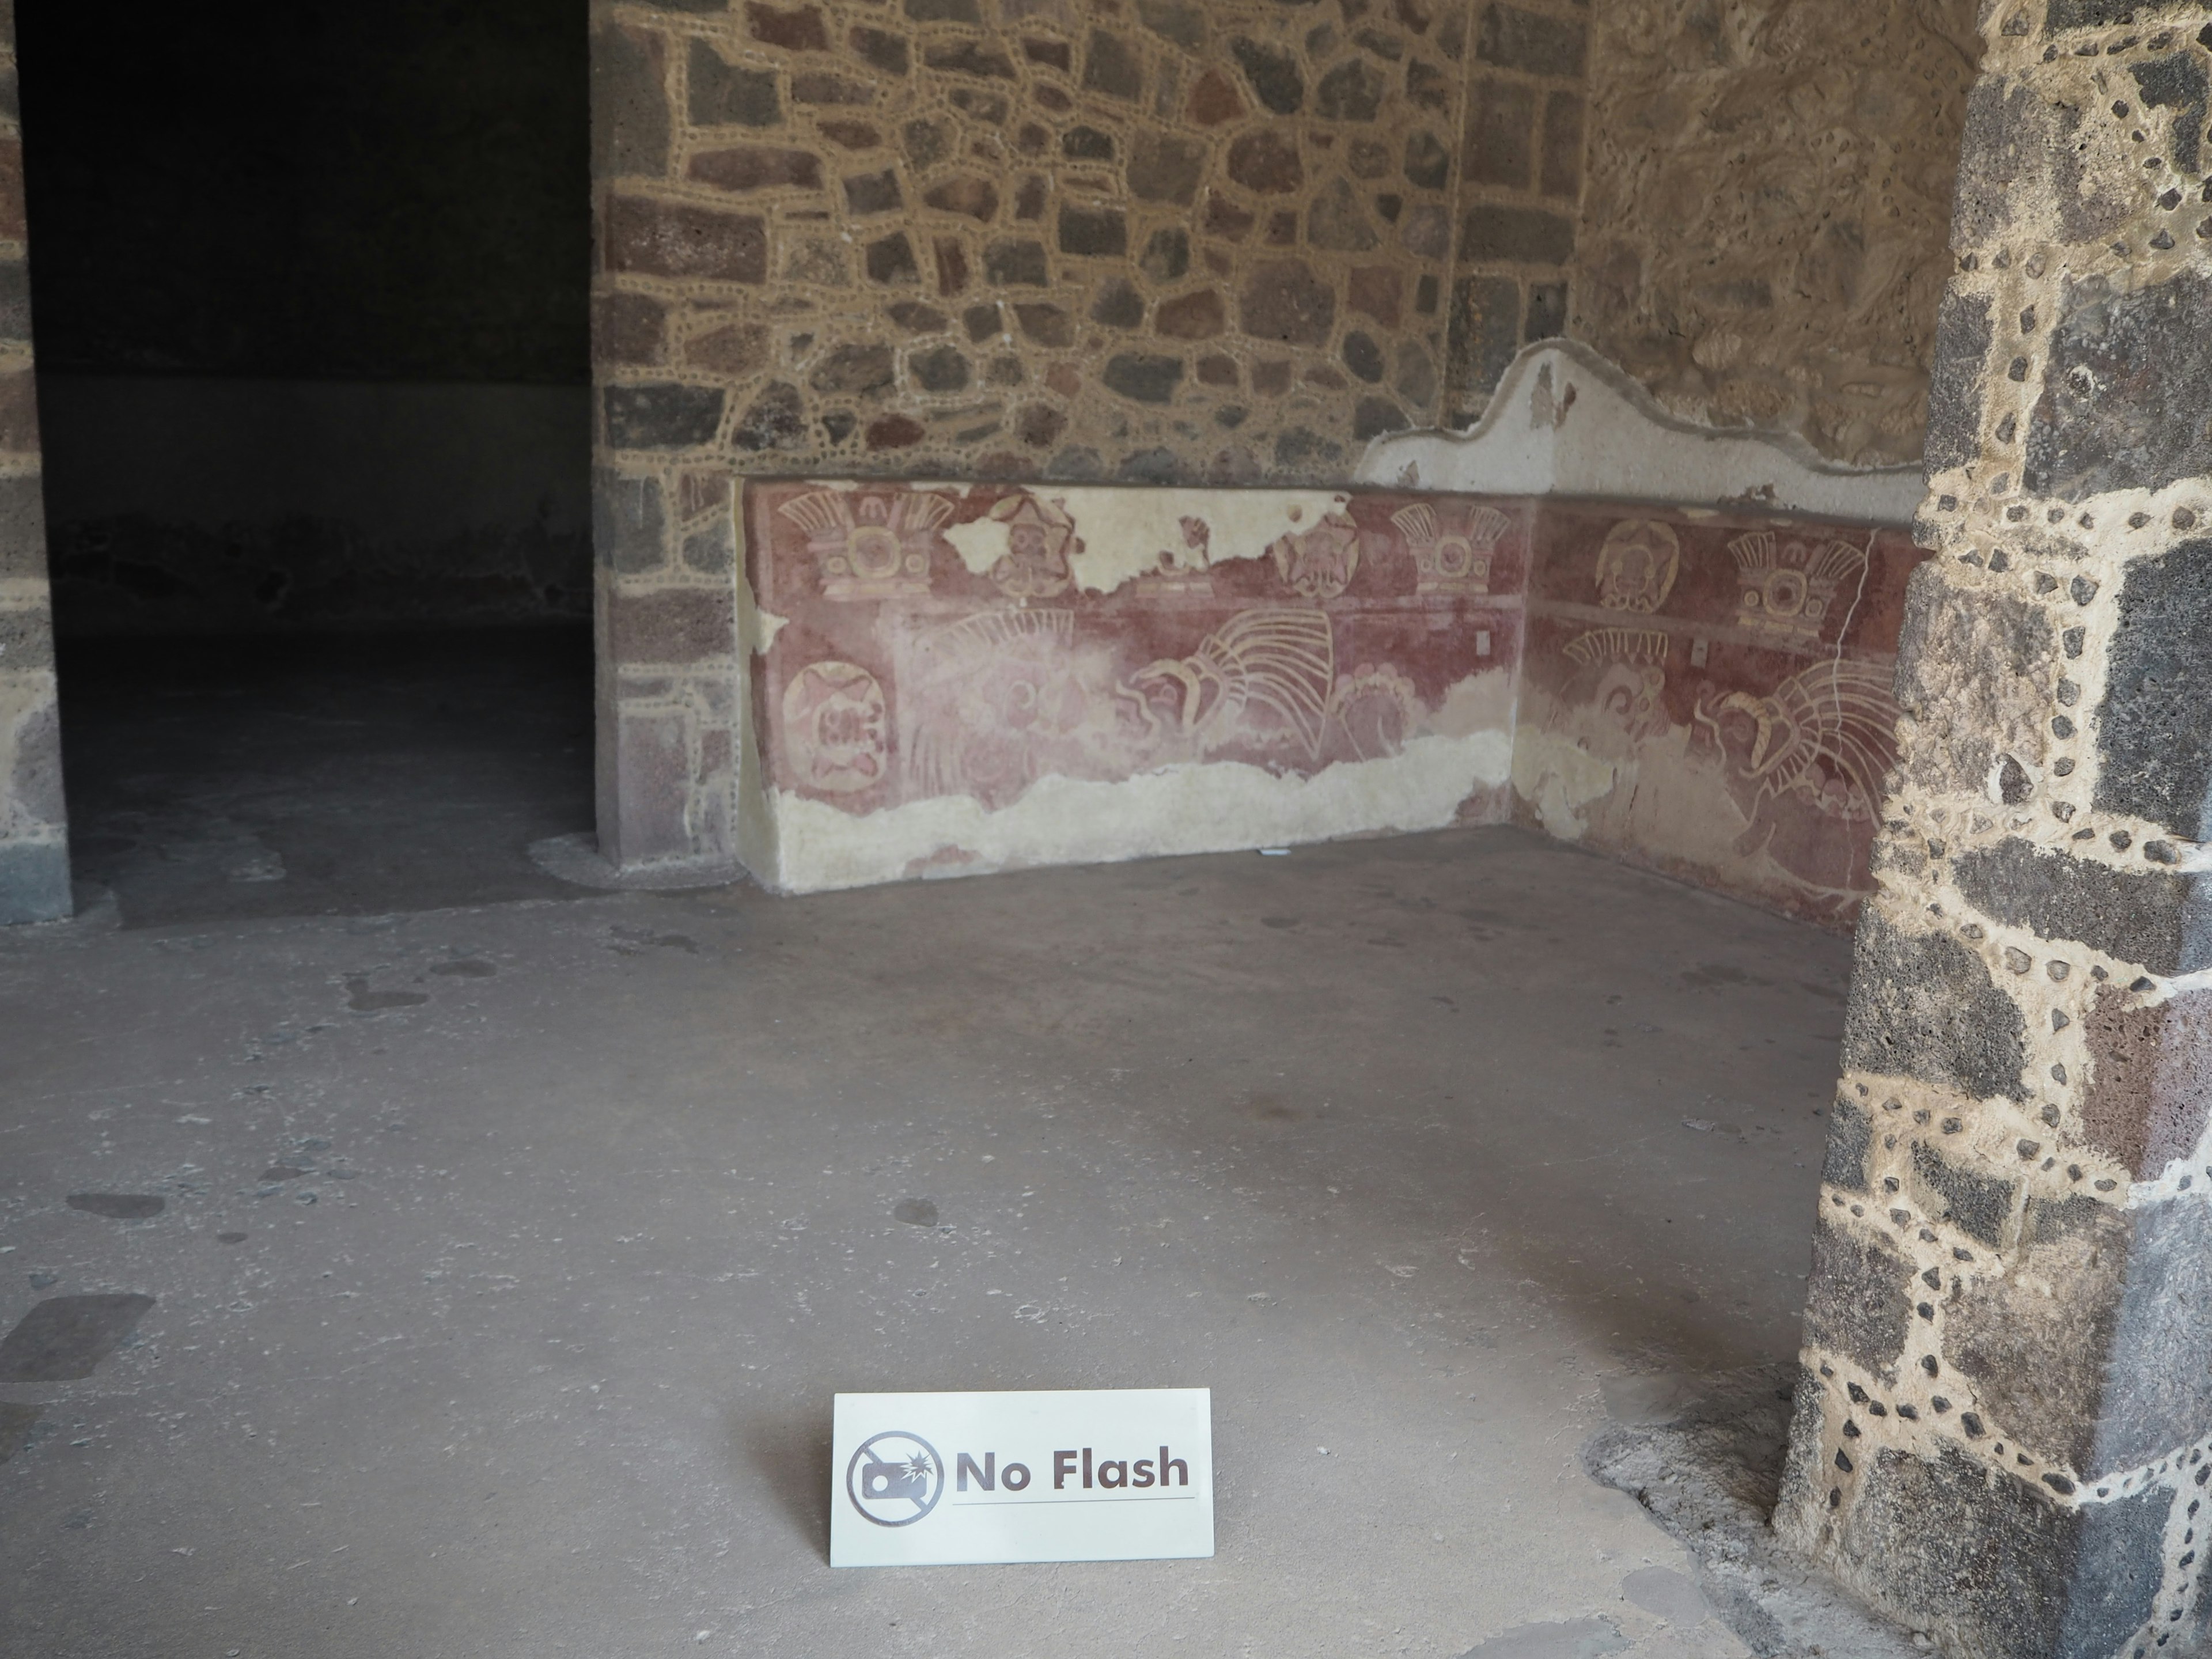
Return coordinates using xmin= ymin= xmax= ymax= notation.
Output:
xmin=783 ymin=660 xmax=888 ymax=794
xmin=1594 ymin=520 xmax=1681 ymax=613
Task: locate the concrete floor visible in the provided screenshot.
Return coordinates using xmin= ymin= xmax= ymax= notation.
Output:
xmin=3 ymin=638 xmax=1857 ymax=1658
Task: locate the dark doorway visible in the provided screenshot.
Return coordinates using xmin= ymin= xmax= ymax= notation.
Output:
xmin=17 ymin=0 xmax=595 ymax=924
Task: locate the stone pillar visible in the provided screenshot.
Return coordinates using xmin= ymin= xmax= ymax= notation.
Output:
xmin=0 ymin=7 xmax=67 ymax=926
xmin=1777 ymin=9 xmax=2212 ymax=1657
xmin=589 ymin=7 xmax=741 ymax=877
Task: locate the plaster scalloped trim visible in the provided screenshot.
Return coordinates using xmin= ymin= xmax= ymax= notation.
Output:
xmin=1355 ymin=340 xmax=1925 ymax=527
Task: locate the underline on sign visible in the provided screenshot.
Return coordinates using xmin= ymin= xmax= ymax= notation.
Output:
xmin=948 ymin=1494 xmax=1200 ymax=1506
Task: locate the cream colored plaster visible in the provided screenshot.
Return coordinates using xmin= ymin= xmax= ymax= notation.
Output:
xmin=937 ymin=485 xmax=1353 ymax=596
xmin=1358 ymin=342 xmax=1923 ymax=525
xmin=758 ymin=726 xmax=1513 ymax=895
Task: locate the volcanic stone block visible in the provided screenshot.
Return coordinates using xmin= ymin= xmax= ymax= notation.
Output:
xmin=0 ymin=603 xmax=52 ymax=671
xmin=908 ymin=345 xmax=969 ymax=392
xmin=842 ymin=169 xmax=901 ymax=214
xmin=1058 ymin=207 xmax=1127 ymax=257
xmin=1154 ymin=290 xmax=1224 ymax=340
xmin=984 ymin=240 xmax=1049 ymax=286
xmin=1458 ymin=206 xmax=1574 ymax=265
xmin=1351 ymin=397 xmax=1406 ymax=440
xmin=1802 ymin=1217 xmax=1914 ymax=1383
xmin=688 ymin=146 xmax=824 ymax=194
xmin=1089 ymin=285 xmax=1142 ymax=329
xmin=731 ymin=384 xmax=805 ymax=453
xmin=2083 ymin=985 xmax=2212 ymax=1177
xmin=810 ymin=344 xmax=896 ymax=395
xmin=688 ymin=39 xmax=780 ymax=127
xmin=1018 ymin=302 xmax=1078 ymax=345
xmin=594 ymin=291 xmax=665 ymax=366
xmin=1341 ymin=331 xmax=1384 ymax=384
xmin=1839 ymin=910 xmax=2027 ymax=1102
xmin=1922 ymin=291 xmax=1992 ymax=476
xmin=1230 ymin=38 xmax=1302 ymax=115
xmin=1227 ymin=131 xmax=1302 ymax=194
xmin=1315 ymin=59 xmax=1384 ymax=122
xmin=0 ymin=472 xmax=47 ymax=580
xmin=1475 ymin=3 xmax=1585 ymax=78
xmin=865 ymin=233 xmax=921 ymax=285
xmin=1308 ymin=181 xmax=1378 ymax=252
xmin=1906 ymin=1140 xmax=2015 ymax=1248
xmin=1540 ymin=92 xmax=1583 ymax=199
xmin=1135 ymin=0 xmax=1204 ymax=51
xmin=747 ymin=2 xmax=826 ymax=50
xmin=922 ymin=177 xmax=998 ymax=221
xmin=1240 ymin=261 xmax=1335 ymax=346
xmin=1892 ymin=567 xmax=2052 ymax=797
xmin=1127 ymin=134 xmax=1206 ymax=205
xmin=609 ymin=587 xmax=735 ymax=666
xmin=604 ymin=198 xmax=767 ymax=283
xmin=1464 ymin=76 xmax=1535 ymax=188
xmin=592 ymin=24 xmax=669 ymax=180
xmin=607 ymin=705 xmax=697 ymax=867
xmin=849 ymin=25 xmax=908 ymax=75
xmin=2093 ymin=1195 xmax=2212 ymax=1474
xmin=1821 ymin=1097 xmax=1873 ymax=1192
xmin=1084 ymin=29 xmax=1143 ymax=101
xmin=1825 ymin=1442 xmax=2167 ymax=1659
xmin=2027 ymin=271 xmax=2212 ymax=501
xmin=2093 ymin=539 xmax=2212 ymax=839
xmin=1950 ymin=839 xmax=2212 ymax=978
xmin=0 ymin=259 xmax=28 ymax=346
xmin=593 ymin=471 xmax=666 ymax=574
xmin=1141 ymin=229 xmax=1190 ymax=282
xmin=1102 ymin=354 xmax=1182 ymax=404
xmin=1404 ymin=130 xmax=1450 ymax=190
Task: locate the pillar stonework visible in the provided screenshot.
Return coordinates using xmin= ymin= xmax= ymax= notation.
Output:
xmin=1777 ymin=7 xmax=2212 ymax=1657
xmin=0 ymin=3 xmax=67 ymax=925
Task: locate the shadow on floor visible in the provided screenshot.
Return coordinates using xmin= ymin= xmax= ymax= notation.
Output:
xmin=56 ymin=627 xmax=597 ymax=927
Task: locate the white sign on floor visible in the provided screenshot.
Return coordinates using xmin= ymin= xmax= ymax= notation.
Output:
xmin=830 ymin=1388 xmax=1214 ymax=1567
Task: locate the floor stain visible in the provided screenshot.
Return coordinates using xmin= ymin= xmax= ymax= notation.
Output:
xmin=0 ymin=1294 xmax=158 ymax=1382
xmin=893 ymin=1199 xmax=939 ymax=1226
xmin=346 ymin=976 xmax=430 ymax=1012
xmin=0 ymin=1401 xmax=38 ymax=1464
xmin=430 ymin=959 xmax=499 ymax=977
xmin=65 ymin=1193 xmax=164 ymax=1220
xmin=1456 ymin=1617 xmax=1626 ymax=1659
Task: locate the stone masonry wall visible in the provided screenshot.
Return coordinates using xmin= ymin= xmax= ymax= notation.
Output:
xmin=1569 ymin=0 xmax=1981 ymax=468
xmin=0 ymin=2 xmax=66 ymax=925
xmin=590 ymin=0 xmax=1593 ymax=489
xmin=1776 ymin=9 xmax=2212 ymax=1657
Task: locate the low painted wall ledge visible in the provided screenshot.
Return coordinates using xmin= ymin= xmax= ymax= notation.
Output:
xmin=1357 ymin=340 xmax=1925 ymax=529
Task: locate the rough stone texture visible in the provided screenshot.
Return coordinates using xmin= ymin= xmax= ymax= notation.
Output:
xmin=1440 ymin=0 xmax=1588 ymax=426
xmin=1782 ymin=11 xmax=2212 ymax=1653
xmin=590 ymin=0 xmax=1509 ymax=491
xmin=1801 ymin=1217 xmax=1912 ymax=1387
xmin=2093 ymin=537 xmax=2212 ymax=840
xmin=2082 ymin=985 xmax=2212 ymax=1179
xmin=2026 ymin=271 xmax=2212 ymax=502
xmin=0 ymin=7 xmax=65 ymax=924
xmin=1838 ymin=911 xmax=2027 ymax=1101
xmin=1821 ymin=1445 xmax=2168 ymax=1659
xmin=1568 ymin=0 xmax=1979 ymax=467
xmin=1950 ymin=839 xmax=2212 ymax=979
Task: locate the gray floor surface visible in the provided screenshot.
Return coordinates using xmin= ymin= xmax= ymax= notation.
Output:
xmin=5 ymin=642 xmax=1853 ymax=1657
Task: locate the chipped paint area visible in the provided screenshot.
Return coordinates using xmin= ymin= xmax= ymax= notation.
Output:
xmin=937 ymin=486 xmax=1353 ymax=597
xmin=766 ymin=728 xmax=1514 ymax=895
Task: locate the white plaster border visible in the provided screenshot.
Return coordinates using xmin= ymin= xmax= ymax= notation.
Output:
xmin=1356 ymin=339 xmax=1925 ymax=527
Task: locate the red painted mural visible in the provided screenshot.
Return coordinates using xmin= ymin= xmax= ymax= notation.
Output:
xmin=1514 ymin=505 xmax=1927 ymax=927
xmin=747 ymin=482 xmax=1531 ymax=825
xmin=741 ymin=481 xmax=1925 ymax=921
